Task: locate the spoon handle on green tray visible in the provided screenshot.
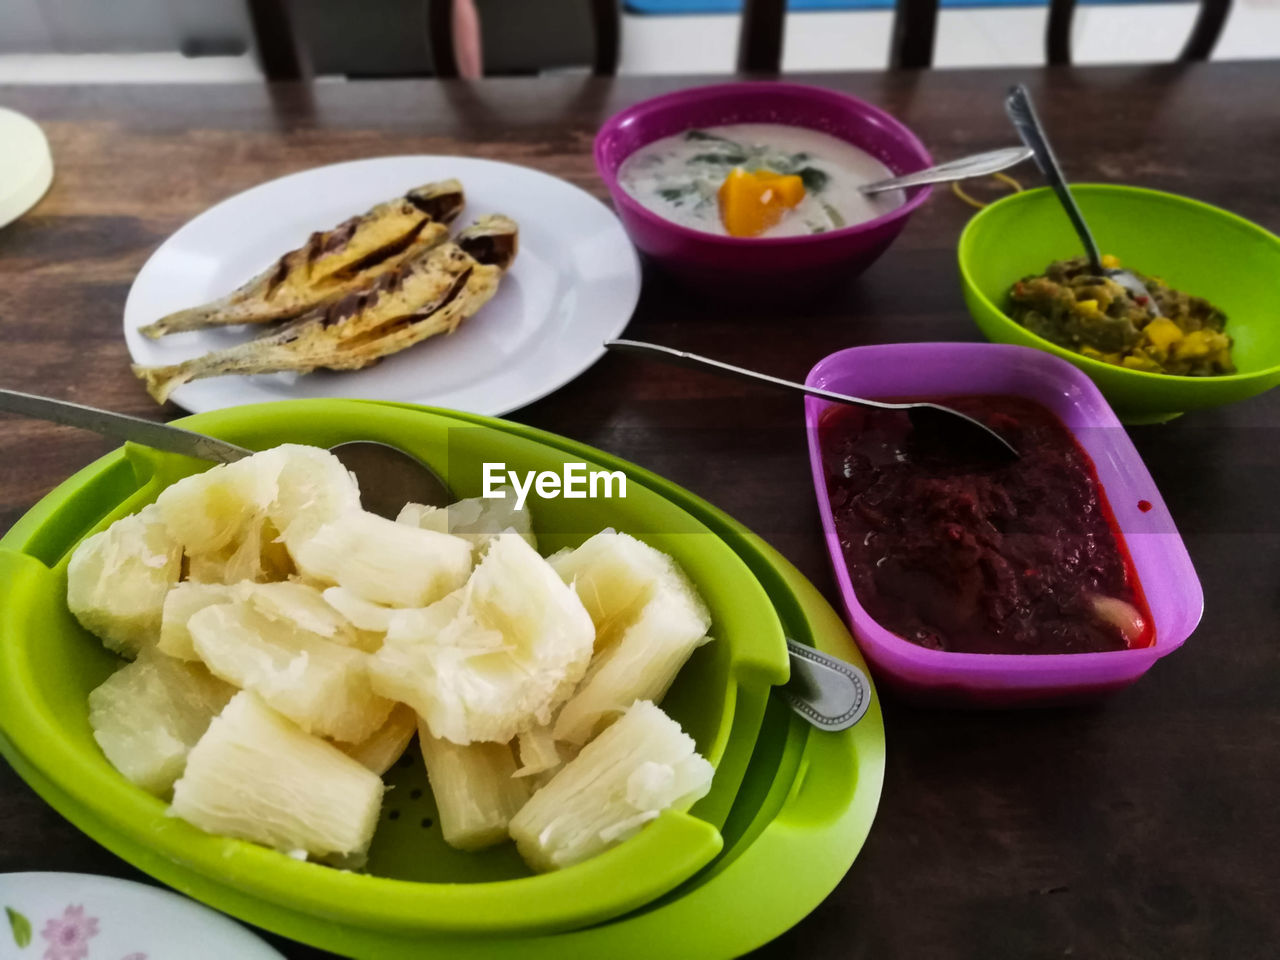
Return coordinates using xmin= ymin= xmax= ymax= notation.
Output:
xmin=0 ymin=387 xmax=250 ymax=464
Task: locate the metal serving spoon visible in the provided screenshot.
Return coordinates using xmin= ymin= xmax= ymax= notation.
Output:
xmin=858 ymin=145 xmax=1033 ymax=196
xmin=1004 ymin=85 xmax=1160 ymax=317
xmin=0 ymin=388 xmax=453 ymax=515
xmin=606 ymin=340 xmax=1019 ymax=461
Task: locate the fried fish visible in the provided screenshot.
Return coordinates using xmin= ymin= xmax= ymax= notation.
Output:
xmin=139 ymin=180 xmax=466 ymax=339
xmin=134 ymin=214 xmax=518 ymax=404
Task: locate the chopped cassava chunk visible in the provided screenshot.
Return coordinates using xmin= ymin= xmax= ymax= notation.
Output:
xmin=267 ymin=444 xmax=362 ymax=551
xmin=553 ymin=593 xmax=710 ymax=745
xmin=509 ymin=701 xmax=713 ymax=872
xmin=160 ymin=580 xmax=376 ymax=660
xmin=157 ymin=582 xmax=238 ymax=660
xmin=322 ymin=586 xmax=395 ymax=634
xmin=246 ymin=579 xmax=381 ymax=652
xmin=183 ymin=516 xmax=293 ymax=585
xmin=393 ymin=502 xmax=449 ymax=534
xmin=155 ymin=451 xmax=284 ymax=556
xmin=339 ymin=703 xmax=418 ymax=775
xmin=397 ymin=487 xmax=536 ymax=552
xmin=189 ymin=601 xmax=393 ymax=743
xmin=514 ymin=726 xmax=568 ymax=780
xmin=292 ymin=510 xmax=472 ymax=608
xmin=549 ymin=530 xmax=674 ymax=650
xmin=67 ymin=504 xmax=183 ymax=658
xmin=155 ymin=445 xmax=359 ymax=583
xmin=370 ymin=533 xmax=594 ymax=744
xmin=418 ymin=720 xmax=529 ymax=850
xmin=170 ymin=691 xmax=384 ymax=862
xmin=89 ymin=649 xmax=235 ymax=796
xmin=549 ymin=532 xmax=711 ymax=744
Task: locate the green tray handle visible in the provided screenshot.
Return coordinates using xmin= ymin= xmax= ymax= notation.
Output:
xmin=0 ymin=549 xmax=50 ymax=694
xmin=0 ymin=444 xmax=213 ymax=568
xmin=184 ymin=808 xmax=725 ymax=937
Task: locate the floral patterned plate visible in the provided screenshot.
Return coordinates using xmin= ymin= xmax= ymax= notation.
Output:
xmin=0 ymin=873 xmax=284 ymax=960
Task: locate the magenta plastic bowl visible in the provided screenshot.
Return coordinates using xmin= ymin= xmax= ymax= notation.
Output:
xmin=594 ymin=82 xmax=933 ymax=292
xmin=804 ymin=342 xmax=1203 ymax=707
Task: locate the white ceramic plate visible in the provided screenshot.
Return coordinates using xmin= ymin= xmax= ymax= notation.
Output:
xmin=124 ymin=156 xmax=641 ymax=415
xmin=0 ymin=109 xmax=53 ymax=229
xmin=0 ymin=872 xmax=284 ymax=959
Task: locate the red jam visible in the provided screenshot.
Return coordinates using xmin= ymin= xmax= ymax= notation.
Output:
xmin=819 ymin=395 xmax=1153 ymax=655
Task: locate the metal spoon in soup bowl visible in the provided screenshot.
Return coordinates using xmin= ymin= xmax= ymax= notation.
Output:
xmin=857 ymin=145 xmax=1033 ymax=196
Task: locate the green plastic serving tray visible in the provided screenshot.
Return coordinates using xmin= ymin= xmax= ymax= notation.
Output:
xmin=0 ymin=399 xmax=885 ymax=957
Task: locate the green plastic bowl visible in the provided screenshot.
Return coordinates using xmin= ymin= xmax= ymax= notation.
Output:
xmin=959 ymin=185 xmax=1280 ymax=422
xmin=0 ymin=402 xmax=887 ymax=958
xmin=0 ymin=400 xmax=792 ymax=938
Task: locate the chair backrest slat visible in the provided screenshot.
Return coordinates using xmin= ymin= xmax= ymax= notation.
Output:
xmin=890 ymin=0 xmax=940 ymax=69
xmin=1045 ymin=0 xmax=1076 ymax=65
xmin=246 ymin=0 xmax=309 ymax=81
xmin=738 ymin=0 xmax=787 ymax=73
xmin=428 ymin=0 xmax=461 ymax=79
xmin=592 ymin=0 xmax=622 ymax=75
xmin=249 ymin=0 xmax=1235 ymax=82
xmin=1181 ymin=0 xmax=1233 ymax=60
xmin=1046 ymin=0 xmax=1229 ymax=64
xmin=253 ymin=0 xmax=620 ymax=80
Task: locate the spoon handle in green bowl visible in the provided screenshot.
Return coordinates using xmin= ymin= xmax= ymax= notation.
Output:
xmin=1004 ymin=84 xmax=1104 ymax=273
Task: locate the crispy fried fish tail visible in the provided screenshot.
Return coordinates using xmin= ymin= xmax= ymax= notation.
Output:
xmin=135 ymin=215 xmax=518 ymax=405
xmin=139 ymin=179 xmax=466 ymax=339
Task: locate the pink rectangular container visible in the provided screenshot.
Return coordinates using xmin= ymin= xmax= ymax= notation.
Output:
xmin=805 ymin=342 xmax=1203 ymax=706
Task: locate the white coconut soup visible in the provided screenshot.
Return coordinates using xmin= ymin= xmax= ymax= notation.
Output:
xmin=618 ymin=123 xmax=906 ymax=238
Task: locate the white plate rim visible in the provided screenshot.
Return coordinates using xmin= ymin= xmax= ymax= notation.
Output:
xmin=122 ymin=155 xmax=641 ymax=416
xmin=0 ymin=870 xmax=285 ymax=958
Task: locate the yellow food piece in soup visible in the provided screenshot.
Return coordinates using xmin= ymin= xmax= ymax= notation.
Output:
xmin=718 ymin=167 xmax=806 ymax=238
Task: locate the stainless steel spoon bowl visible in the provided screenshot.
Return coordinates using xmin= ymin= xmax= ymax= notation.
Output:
xmin=858 ymin=145 xmax=1033 ymax=196
xmin=0 ymin=388 xmax=453 ymax=514
xmin=606 ymin=340 xmax=1019 ymax=461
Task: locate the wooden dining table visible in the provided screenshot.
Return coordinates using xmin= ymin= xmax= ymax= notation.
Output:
xmin=1 ymin=61 xmax=1277 ymax=959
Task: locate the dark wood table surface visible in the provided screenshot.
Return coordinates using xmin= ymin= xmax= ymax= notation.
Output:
xmin=1 ymin=63 xmax=1277 ymax=959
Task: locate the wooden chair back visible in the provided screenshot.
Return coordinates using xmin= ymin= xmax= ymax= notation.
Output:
xmin=246 ymin=0 xmax=622 ymax=81
xmin=738 ymin=0 xmax=788 ymax=73
xmin=1044 ymin=0 xmax=1232 ymax=65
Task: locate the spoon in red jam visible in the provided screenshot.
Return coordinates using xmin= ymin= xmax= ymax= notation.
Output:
xmin=606 ymin=340 xmax=1020 ymax=462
